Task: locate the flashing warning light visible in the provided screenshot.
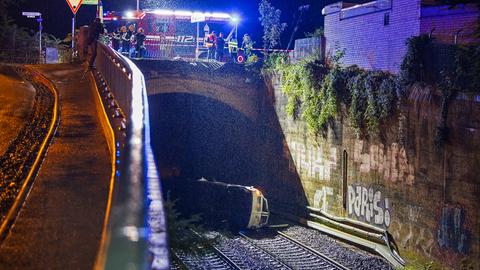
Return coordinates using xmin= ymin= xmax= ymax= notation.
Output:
xmin=103 ymin=9 xmax=233 ymax=22
xmin=230 ymin=16 xmax=240 ymax=23
xmin=125 ymin=11 xmax=135 ymax=18
xmin=150 ymin=9 xmax=231 ymax=20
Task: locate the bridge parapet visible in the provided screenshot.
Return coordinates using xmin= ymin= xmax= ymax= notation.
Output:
xmin=93 ymin=42 xmax=169 ymax=270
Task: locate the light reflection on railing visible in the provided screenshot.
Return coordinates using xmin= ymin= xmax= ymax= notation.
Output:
xmin=95 ymin=42 xmax=169 ymax=270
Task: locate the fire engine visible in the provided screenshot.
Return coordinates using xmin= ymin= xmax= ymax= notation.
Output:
xmin=103 ymin=9 xmax=239 ymax=59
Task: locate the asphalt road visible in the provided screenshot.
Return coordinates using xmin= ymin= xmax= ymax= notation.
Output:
xmin=0 ymin=64 xmax=111 ymax=270
xmin=0 ymin=65 xmax=35 ymax=156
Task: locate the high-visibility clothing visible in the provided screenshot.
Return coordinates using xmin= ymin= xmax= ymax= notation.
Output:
xmin=228 ymin=40 xmax=238 ymax=53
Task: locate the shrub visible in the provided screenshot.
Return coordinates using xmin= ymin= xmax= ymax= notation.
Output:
xmin=399 ymin=35 xmax=432 ymax=86
xmin=279 ymin=54 xmax=328 ymax=119
xmin=275 ymin=49 xmax=399 ymax=137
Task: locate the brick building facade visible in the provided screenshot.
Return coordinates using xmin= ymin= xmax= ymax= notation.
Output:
xmin=322 ymin=0 xmax=479 ymax=73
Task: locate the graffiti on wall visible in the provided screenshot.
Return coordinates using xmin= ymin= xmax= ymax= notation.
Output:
xmin=406 ymin=204 xmax=422 ymax=222
xmin=313 ymin=186 xmax=334 ymax=211
xmin=391 ymin=220 xmax=435 ymax=257
xmin=287 ymin=140 xmax=337 ymax=181
xmin=437 ymin=205 xmax=471 ymax=255
xmin=353 ymin=140 xmax=415 ymax=185
xmin=348 ymin=184 xmax=391 ymax=228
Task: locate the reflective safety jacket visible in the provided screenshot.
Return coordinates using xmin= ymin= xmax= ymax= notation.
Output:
xmin=228 ymin=39 xmax=238 ymax=53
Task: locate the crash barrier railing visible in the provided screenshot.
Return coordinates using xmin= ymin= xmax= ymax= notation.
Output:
xmin=306 ymin=206 xmax=405 ymax=268
xmin=93 ymin=41 xmax=169 ymax=270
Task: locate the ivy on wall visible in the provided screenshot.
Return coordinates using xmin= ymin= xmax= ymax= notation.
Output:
xmin=268 ymin=35 xmax=480 ymax=143
xmin=270 ymin=50 xmax=397 ymax=137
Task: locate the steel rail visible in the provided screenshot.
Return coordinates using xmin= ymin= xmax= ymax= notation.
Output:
xmin=276 ymin=230 xmax=350 ymax=270
xmin=211 ymin=246 xmax=244 ymax=270
xmin=189 ymin=229 xmax=243 ymax=270
xmin=238 ymin=231 xmax=294 ymax=270
xmin=240 ymin=230 xmax=349 ymax=270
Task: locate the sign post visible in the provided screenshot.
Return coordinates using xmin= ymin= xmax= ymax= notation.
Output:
xmin=72 ymin=16 xmax=76 ymax=53
xmin=191 ymin=14 xmax=206 ymax=60
xmin=82 ymin=0 xmax=98 ymax=4
xmin=66 ymin=0 xmax=83 ymax=58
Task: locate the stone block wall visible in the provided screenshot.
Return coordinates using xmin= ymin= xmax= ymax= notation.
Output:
xmin=269 ymin=74 xmax=480 ymax=268
xmin=420 ymin=4 xmax=480 ymax=45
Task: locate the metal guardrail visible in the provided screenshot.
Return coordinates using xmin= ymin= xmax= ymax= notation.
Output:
xmin=94 ymin=41 xmax=169 ymax=270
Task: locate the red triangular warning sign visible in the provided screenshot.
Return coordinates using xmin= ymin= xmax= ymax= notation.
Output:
xmin=66 ymin=0 xmax=83 ymax=14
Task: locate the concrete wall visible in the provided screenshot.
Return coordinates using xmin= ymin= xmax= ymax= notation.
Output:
xmin=323 ymin=0 xmax=421 ymax=73
xmin=269 ymin=74 xmax=480 ymax=268
xmin=420 ymin=4 xmax=480 ymax=45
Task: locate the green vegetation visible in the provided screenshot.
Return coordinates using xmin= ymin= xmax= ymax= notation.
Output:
xmin=304 ymin=27 xmax=324 ymax=38
xmin=165 ymin=195 xmax=217 ymax=257
xmin=267 ymin=35 xmax=479 ymax=142
xmin=398 ymin=34 xmax=431 ymax=86
xmin=258 ymin=0 xmax=287 ymax=51
xmin=269 ymin=49 xmax=397 ymax=137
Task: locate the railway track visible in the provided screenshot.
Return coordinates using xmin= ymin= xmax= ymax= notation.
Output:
xmin=173 ymin=227 xmax=349 ymax=270
xmin=171 ymin=229 xmax=242 ymax=270
xmin=173 ymin=249 xmax=240 ymax=270
xmin=216 ymin=236 xmax=291 ymax=270
xmin=239 ymin=229 xmax=349 ymax=270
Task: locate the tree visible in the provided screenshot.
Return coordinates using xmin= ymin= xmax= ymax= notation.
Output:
xmin=258 ymin=0 xmax=287 ymax=51
xmin=0 ymin=0 xmax=42 ymax=63
xmin=0 ymin=0 xmax=21 ymax=24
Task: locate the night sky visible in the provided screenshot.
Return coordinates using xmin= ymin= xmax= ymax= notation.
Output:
xmin=8 ymin=0 xmax=354 ymax=46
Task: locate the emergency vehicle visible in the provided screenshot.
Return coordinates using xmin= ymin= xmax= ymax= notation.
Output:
xmin=103 ymin=9 xmax=239 ymax=59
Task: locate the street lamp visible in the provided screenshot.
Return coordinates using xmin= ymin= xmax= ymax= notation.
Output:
xmin=22 ymin=12 xmax=43 ymax=63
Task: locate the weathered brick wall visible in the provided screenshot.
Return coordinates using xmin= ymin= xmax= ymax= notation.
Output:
xmin=420 ymin=4 xmax=480 ymax=45
xmin=323 ymin=0 xmax=421 ymax=73
xmin=269 ymin=74 xmax=480 ymax=268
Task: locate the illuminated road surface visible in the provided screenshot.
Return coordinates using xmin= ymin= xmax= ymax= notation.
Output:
xmin=0 ymin=64 xmax=111 ymax=270
xmin=0 ymin=65 xmax=35 ymax=156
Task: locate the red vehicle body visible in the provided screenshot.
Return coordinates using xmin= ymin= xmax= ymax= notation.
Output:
xmin=104 ymin=10 xmax=237 ymax=59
